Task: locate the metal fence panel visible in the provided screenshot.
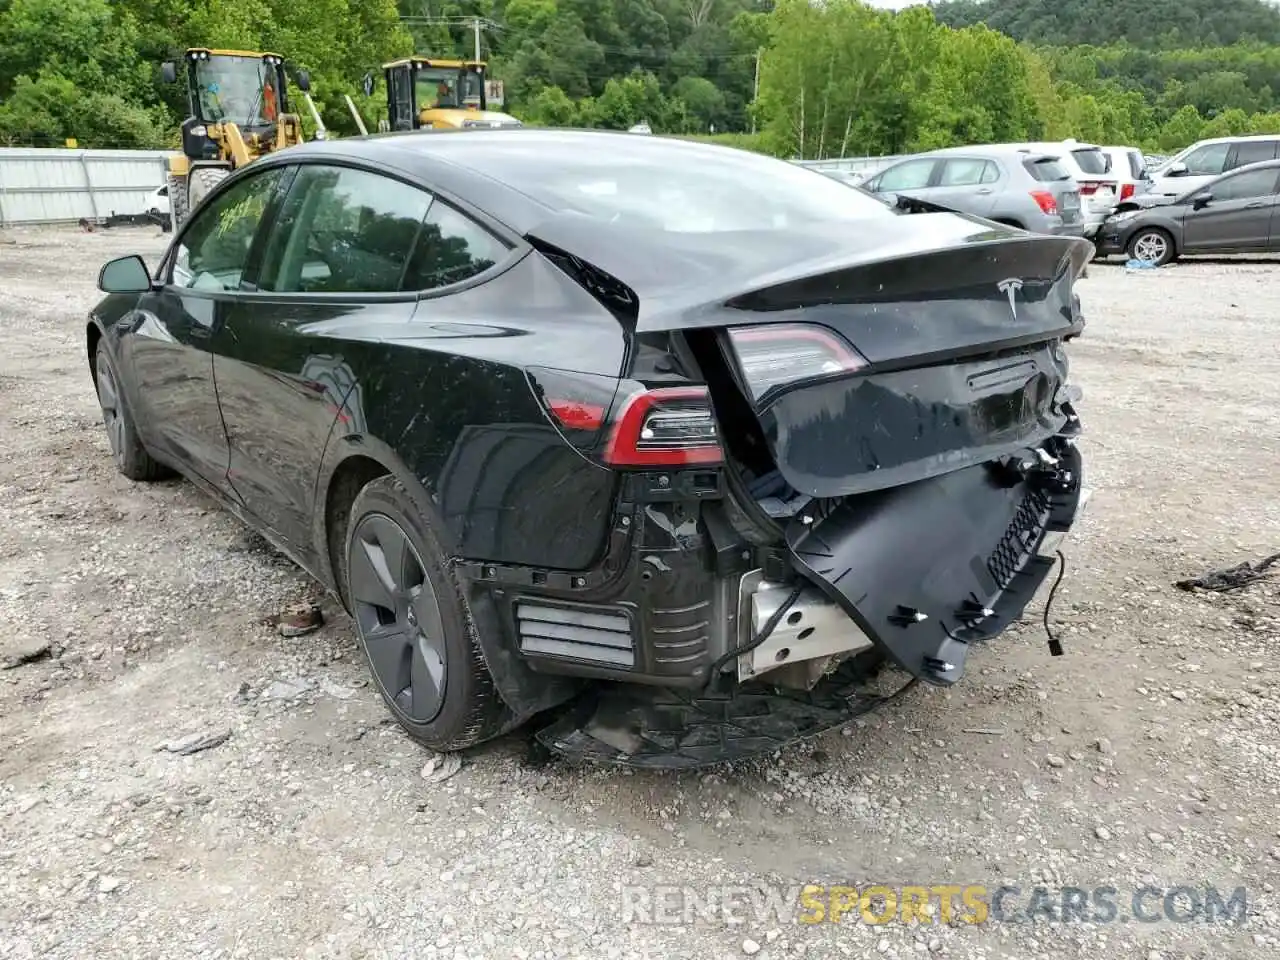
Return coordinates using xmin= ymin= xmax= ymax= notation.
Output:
xmin=792 ymin=155 xmax=905 ymax=175
xmin=0 ymin=148 xmax=170 ymax=226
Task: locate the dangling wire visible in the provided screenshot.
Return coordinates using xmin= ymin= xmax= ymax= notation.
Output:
xmin=706 ymin=583 xmax=805 ymax=685
xmin=1043 ymin=550 xmax=1068 ymax=657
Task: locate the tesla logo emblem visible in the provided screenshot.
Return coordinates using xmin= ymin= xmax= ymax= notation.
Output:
xmin=997 ymin=278 xmax=1024 ymax=319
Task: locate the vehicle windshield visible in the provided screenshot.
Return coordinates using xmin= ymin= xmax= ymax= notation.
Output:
xmin=194 ymin=55 xmax=281 ymax=127
xmin=1072 ymin=148 xmax=1110 ymax=176
xmin=458 ymin=137 xmax=898 ymax=233
xmin=416 ymin=66 xmax=483 ymax=110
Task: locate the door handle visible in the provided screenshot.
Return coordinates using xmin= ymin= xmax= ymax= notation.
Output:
xmin=975 ymin=188 xmax=993 ymax=195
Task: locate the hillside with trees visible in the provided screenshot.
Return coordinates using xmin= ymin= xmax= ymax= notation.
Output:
xmin=0 ymin=0 xmax=1278 ymax=159
xmin=930 ymin=0 xmax=1280 ymax=48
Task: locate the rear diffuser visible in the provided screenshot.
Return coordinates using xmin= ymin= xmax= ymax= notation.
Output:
xmin=533 ymin=654 xmax=914 ymax=770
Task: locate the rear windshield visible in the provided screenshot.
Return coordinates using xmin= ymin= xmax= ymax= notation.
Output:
xmin=1072 ymin=148 xmax=1110 ymax=176
xmin=1024 ymin=157 xmax=1072 ymax=181
xmin=449 ymin=135 xmax=898 ymax=233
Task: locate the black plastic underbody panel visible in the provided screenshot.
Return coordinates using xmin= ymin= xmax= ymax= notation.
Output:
xmin=787 ymin=437 xmax=1083 ymax=686
xmin=533 ymin=651 xmax=910 ymax=769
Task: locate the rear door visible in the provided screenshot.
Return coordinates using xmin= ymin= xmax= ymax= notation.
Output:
xmin=927 ymin=157 xmax=1000 ymax=218
xmin=1181 ymin=166 xmax=1280 ymax=252
xmin=207 ymin=163 xmax=430 ymax=562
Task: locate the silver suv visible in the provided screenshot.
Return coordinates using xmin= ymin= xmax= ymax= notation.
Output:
xmin=860 ymin=145 xmax=1085 ymax=236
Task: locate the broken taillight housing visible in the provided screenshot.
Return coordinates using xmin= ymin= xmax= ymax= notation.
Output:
xmin=526 ymin=368 xmax=724 ymax=468
xmin=725 ymin=323 xmax=869 ymax=402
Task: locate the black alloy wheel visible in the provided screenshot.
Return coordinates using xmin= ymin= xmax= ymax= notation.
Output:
xmin=94 ymin=341 xmax=167 ymax=481
xmin=343 ymin=476 xmax=512 ymax=751
xmin=348 ymin=512 xmax=448 ymax=724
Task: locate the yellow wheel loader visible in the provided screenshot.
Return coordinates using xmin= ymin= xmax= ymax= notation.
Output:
xmin=160 ymin=48 xmax=326 ymax=227
xmin=382 ymin=57 xmax=522 ymax=132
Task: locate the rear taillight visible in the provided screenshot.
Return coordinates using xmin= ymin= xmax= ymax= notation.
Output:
xmin=601 ymin=386 xmax=722 ymax=466
xmin=528 ymin=367 xmax=724 ymax=468
xmin=725 ymin=323 xmax=868 ymax=402
xmin=1030 ymin=190 xmax=1059 ymax=215
xmin=1119 ymin=183 xmax=1135 ymax=201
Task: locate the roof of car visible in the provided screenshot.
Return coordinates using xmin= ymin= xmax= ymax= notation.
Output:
xmin=251 ymin=128 xmax=826 ymax=234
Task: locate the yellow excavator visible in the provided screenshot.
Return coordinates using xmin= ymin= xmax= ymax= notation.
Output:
xmin=160 ymin=47 xmax=327 ymax=227
xmin=380 ymin=56 xmax=522 ymax=132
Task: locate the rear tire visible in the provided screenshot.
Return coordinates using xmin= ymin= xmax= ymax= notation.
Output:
xmin=187 ymin=167 xmax=229 ymax=216
xmin=1127 ymin=227 xmax=1175 ymax=266
xmin=343 ymin=476 xmax=513 ymax=752
xmin=94 ymin=341 xmax=169 ymax=482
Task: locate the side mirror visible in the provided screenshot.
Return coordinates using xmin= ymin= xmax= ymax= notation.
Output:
xmin=1192 ymin=192 xmax=1213 ymax=210
xmin=295 ymin=70 xmax=311 ymax=93
xmin=1166 ymin=161 xmax=1188 ymax=176
xmin=98 ymin=255 xmax=153 ymax=293
xmin=161 ymin=61 xmax=178 ymax=84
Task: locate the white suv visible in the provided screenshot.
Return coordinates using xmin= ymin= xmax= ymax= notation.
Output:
xmin=1148 ymin=135 xmax=1280 ymax=198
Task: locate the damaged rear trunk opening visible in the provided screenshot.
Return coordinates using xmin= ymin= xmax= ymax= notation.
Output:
xmin=526 ymin=210 xmax=1093 ymax=768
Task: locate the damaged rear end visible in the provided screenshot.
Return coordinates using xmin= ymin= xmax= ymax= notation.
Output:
xmin=522 ymin=208 xmax=1093 ymax=765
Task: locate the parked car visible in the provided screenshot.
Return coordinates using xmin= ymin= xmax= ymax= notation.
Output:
xmin=87 ymin=129 xmax=1091 ymax=768
xmin=145 ymin=184 xmax=170 ymax=218
xmin=1095 ymin=157 xmax=1280 ymax=265
xmin=995 ymin=140 xmax=1119 ymax=238
xmin=859 ymin=145 xmax=1085 ymax=236
xmin=1147 ymin=135 xmax=1280 ymax=199
xmin=1100 ymin=145 xmax=1153 ymax=203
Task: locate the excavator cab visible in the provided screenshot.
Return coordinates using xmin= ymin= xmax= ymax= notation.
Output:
xmin=161 ymin=48 xmax=316 ymax=227
xmin=383 ymin=57 xmax=521 ymax=131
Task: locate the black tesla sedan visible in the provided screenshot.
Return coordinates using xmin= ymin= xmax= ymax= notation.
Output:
xmin=88 ymin=129 xmax=1092 ymax=768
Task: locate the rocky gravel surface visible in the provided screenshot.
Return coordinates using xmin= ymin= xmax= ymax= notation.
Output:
xmin=1 ymin=225 xmax=1278 ymax=960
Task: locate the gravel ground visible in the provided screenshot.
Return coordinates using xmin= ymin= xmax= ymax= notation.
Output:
xmin=1 ymin=224 xmax=1278 ymax=960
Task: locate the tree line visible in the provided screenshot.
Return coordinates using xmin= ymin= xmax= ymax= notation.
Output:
xmin=0 ymin=0 xmax=1277 ymax=160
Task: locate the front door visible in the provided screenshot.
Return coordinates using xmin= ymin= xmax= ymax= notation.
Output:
xmin=123 ymin=165 xmax=290 ymax=494
xmin=1181 ymin=167 xmax=1280 ymax=252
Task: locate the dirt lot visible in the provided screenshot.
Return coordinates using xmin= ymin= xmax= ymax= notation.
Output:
xmin=1 ymin=224 xmax=1278 ymax=960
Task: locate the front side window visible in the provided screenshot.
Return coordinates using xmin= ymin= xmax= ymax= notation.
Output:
xmin=256 ymin=166 xmax=433 ymax=294
xmin=1208 ymin=168 xmax=1279 ymax=202
xmin=170 ymin=167 xmax=286 ymax=292
xmin=874 ymin=159 xmax=936 ymax=192
xmin=1182 ymin=143 xmax=1230 ymax=176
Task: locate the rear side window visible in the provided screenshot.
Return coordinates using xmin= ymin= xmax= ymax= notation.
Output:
xmin=257 ymin=165 xmax=432 ymax=294
xmin=1071 ymin=148 xmax=1109 ymax=176
xmin=1127 ymin=151 xmax=1144 ymax=178
xmin=1023 ymin=157 xmax=1071 ymax=182
xmin=1229 ymin=140 xmax=1280 ymax=170
xmin=402 ymin=201 xmax=510 ymax=291
xmin=938 ymin=158 xmax=999 ymax=186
